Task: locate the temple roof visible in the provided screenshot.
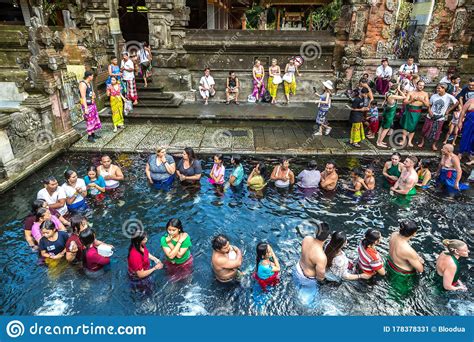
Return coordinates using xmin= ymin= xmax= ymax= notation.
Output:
xmin=262 ymin=0 xmax=332 ymax=5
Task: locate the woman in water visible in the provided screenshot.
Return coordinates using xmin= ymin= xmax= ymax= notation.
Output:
xmin=84 ymin=166 xmax=106 ymax=198
xmin=252 ymin=59 xmax=265 ymax=102
xmin=435 ymin=239 xmax=469 ymax=291
xmin=229 ymin=155 xmax=245 ymax=187
xmin=146 ymin=147 xmax=176 ymax=190
xmin=268 ymin=59 xmax=281 ymax=104
xmin=270 ymin=157 xmax=295 ymax=188
xmin=31 ymin=207 xmax=66 ymax=244
xmin=106 ymin=76 xmax=125 ymax=132
xmin=176 ymin=147 xmax=202 ymax=184
xmin=247 ymin=162 xmax=267 ymax=192
xmin=160 ymin=218 xmax=193 ymax=280
xmin=209 ymin=154 xmax=225 ymax=186
xmin=128 ymin=231 xmax=163 ymax=280
xmin=345 ymin=168 xmax=364 ymax=196
xmin=357 ymin=229 xmax=386 ymax=278
xmin=62 ymin=170 xmax=87 ymax=213
xmin=79 ymin=228 xmax=111 ymax=277
xmin=325 ymin=231 xmax=371 ymax=281
xmin=38 ymin=220 xmax=69 ymax=263
xmin=296 ymin=160 xmax=320 ymax=189
xmin=382 ymin=152 xmax=404 ymax=186
xmin=254 ymin=242 xmax=280 ymax=291
xmin=416 ymin=159 xmax=432 ymax=189
xmin=283 ymin=57 xmax=300 ymax=105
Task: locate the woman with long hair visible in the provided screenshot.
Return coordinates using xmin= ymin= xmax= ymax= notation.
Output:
xmin=247 ymin=162 xmax=267 ymax=191
xmin=435 ymin=239 xmax=469 ymax=291
xmin=31 ymin=207 xmax=66 ymax=243
xmin=254 ymin=242 xmax=280 ymax=291
xmin=128 ymin=231 xmax=163 ymax=280
xmin=325 ymin=231 xmax=370 ymax=281
xmin=357 ymin=229 xmax=386 ymax=278
xmin=176 ymin=147 xmax=202 ymax=183
xmin=283 ymin=57 xmax=301 ymax=105
xmin=106 ymin=76 xmax=126 ymax=132
xmin=38 ymin=220 xmax=69 ymax=264
xmin=252 ymin=59 xmax=266 ymax=101
xmin=62 ymin=170 xmax=87 ymax=213
xmin=268 ymin=59 xmax=281 ymax=104
xmin=146 ymin=147 xmax=176 ymax=190
xmin=79 ymin=228 xmax=111 ymax=277
xmin=84 ymin=166 xmax=106 ymax=198
xmin=160 ymin=218 xmax=193 ymax=280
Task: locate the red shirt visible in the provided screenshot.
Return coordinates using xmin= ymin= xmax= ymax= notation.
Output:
xmin=84 ymin=246 xmax=110 ymax=272
xmin=65 ymin=234 xmax=84 ymax=262
xmin=128 ymin=245 xmax=150 ymax=275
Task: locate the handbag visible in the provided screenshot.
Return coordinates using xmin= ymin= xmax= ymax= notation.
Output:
xmin=282 ymin=73 xmax=293 ymax=83
xmin=272 ymin=75 xmax=283 ymax=85
xmin=124 ymin=100 xmax=133 ymax=115
xmin=247 ymin=95 xmax=256 ymax=103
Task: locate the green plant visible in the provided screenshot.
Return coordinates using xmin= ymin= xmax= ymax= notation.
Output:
xmin=306 ymin=0 xmax=342 ymax=31
xmin=42 ymin=0 xmax=69 ymax=26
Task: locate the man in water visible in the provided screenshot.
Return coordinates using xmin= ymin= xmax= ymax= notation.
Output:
xmin=390 ymin=155 xmax=418 ymax=196
xmin=436 ymin=144 xmax=467 ymax=191
xmin=400 ymin=80 xmax=430 ymax=147
xmin=97 ymin=155 xmax=124 ymax=190
xmin=211 ymin=234 xmax=243 ymax=283
xmin=293 ymin=222 xmax=329 ymax=306
xmin=320 ymin=161 xmax=338 ymax=191
xmin=37 ymin=176 xmax=68 ymax=216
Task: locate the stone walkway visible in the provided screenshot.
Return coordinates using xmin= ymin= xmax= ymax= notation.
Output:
xmin=70 ymin=120 xmax=440 ymax=157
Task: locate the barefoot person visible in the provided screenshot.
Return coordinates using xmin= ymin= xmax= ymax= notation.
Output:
xmin=320 ymin=161 xmax=338 ymax=191
xmin=121 ymin=52 xmax=138 ymax=105
xmin=293 ymin=222 xmax=330 ymax=306
xmin=419 ymin=83 xmax=458 ymax=151
xmin=199 ymin=68 xmax=215 ymax=105
xmin=458 ymin=98 xmax=474 ymax=165
xmin=268 ymin=59 xmax=281 ymax=104
xmin=387 ymin=220 xmax=424 ymax=294
xmin=225 ymin=71 xmax=240 ymax=105
xmin=436 ymin=144 xmax=469 ymax=191
xmin=97 ymin=155 xmax=124 ymax=190
xmin=435 ymin=239 xmax=469 ymax=291
xmin=79 ymin=71 xmax=102 ymax=143
xmin=400 ymin=80 xmax=430 ymax=147
xmin=252 ymin=60 xmax=266 ymax=102
xmin=376 ymin=82 xmax=406 ymax=147
xmin=211 ymin=234 xmax=243 ymax=283
xmin=390 ymin=155 xmax=418 ymax=196
xmin=382 ymin=152 xmax=404 ymax=186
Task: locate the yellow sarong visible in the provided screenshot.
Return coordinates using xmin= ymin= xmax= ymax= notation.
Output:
xmin=268 ymin=77 xmax=278 ymax=98
xmin=110 ymin=95 xmax=124 ymax=127
xmin=284 ymin=75 xmax=296 ymax=96
xmin=350 ymin=122 xmax=366 ymax=143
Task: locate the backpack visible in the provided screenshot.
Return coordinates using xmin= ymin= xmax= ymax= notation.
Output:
xmin=262 ymin=90 xmax=272 ymax=103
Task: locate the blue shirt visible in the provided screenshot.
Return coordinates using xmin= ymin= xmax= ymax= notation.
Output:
xmin=231 ymin=164 xmax=244 ymax=186
xmin=84 ymin=175 xmax=106 ymax=196
xmin=257 ymin=261 xmax=274 ymax=280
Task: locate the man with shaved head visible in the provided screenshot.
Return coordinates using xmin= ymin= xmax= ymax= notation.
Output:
xmin=436 ymin=144 xmax=468 ymax=191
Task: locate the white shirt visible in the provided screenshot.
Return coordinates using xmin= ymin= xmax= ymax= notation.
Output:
xmin=439 ymin=76 xmax=450 ymax=84
xmin=297 ymin=170 xmax=321 ymax=188
xmin=376 ymin=65 xmax=392 ymax=79
xmin=399 ymin=63 xmax=418 ymax=76
xmin=37 ymin=188 xmax=68 ymax=216
xmin=62 ymin=178 xmax=87 ymax=205
xmin=121 ymin=60 xmax=135 ymax=81
xmin=200 ymin=75 xmax=215 ymax=89
xmin=429 ymin=93 xmax=458 ymax=121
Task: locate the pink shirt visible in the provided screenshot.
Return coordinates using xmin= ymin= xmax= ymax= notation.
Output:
xmin=31 ymin=215 xmax=62 ymax=243
xmin=209 ymin=163 xmax=225 ymax=185
xmin=84 ymin=246 xmax=110 ymax=272
xmin=128 ymin=245 xmax=150 ymax=276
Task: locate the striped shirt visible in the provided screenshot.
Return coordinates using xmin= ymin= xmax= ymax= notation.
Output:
xmin=357 ymin=243 xmax=383 ymax=274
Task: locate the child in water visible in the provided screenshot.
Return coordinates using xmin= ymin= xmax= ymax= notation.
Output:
xmin=346 ymin=168 xmax=364 ymax=196
xmin=362 ymin=166 xmax=376 ymax=190
xmin=209 ymin=154 xmax=225 ymax=185
xmin=442 ymin=106 xmax=461 ymax=146
xmin=416 ymin=159 xmax=432 ymax=189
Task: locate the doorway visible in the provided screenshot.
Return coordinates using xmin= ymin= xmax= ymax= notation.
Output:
xmin=118 ymin=0 xmax=149 ymax=43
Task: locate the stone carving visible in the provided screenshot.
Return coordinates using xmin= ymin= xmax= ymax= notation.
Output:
xmin=385 ymin=0 xmax=395 ymax=11
xmin=383 ymin=12 xmax=393 ymax=25
xmin=344 ymin=45 xmax=359 ymax=58
xmin=7 ymin=108 xmax=43 ymax=155
xmin=425 ymin=26 xmax=439 ymax=41
xmin=450 ymin=9 xmax=467 ymax=41
xmin=150 ymin=15 xmax=174 ymax=49
xmin=376 ymin=41 xmax=393 ymax=58
xmin=360 ymin=46 xmax=373 ymax=58
xmin=381 ymin=27 xmax=391 ymax=39
xmin=350 ymin=11 xmax=366 ymax=41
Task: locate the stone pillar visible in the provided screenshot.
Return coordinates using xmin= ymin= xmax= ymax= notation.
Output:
xmin=207 ymin=4 xmax=215 ymax=29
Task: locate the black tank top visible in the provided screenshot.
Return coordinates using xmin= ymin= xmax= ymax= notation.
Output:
xmin=80 ymin=81 xmax=93 ymax=105
xmin=228 ymin=77 xmax=236 ymax=88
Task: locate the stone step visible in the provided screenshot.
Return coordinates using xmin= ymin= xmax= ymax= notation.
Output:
xmin=138 ymin=92 xmax=174 ymax=100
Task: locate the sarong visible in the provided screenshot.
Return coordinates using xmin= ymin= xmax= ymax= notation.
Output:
xmin=375 ymin=77 xmax=390 ymax=95
xmin=400 ymin=105 xmax=422 ymax=133
xmin=67 ymin=199 xmax=87 ymax=213
xmin=293 ymin=263 xmax=319 ymax=308
xmin=350 ymin=122 xmax=365 ymax=143
xmin=152 ymin=174 xmax=175 ymax=191
xmin=140 ymin=62 xmax=152 ymax=79
xmin=386 ymin=257 xmax=417 ymax=299
xmin=316 ymin=107 xmax=329 ymax=125
xmin=164 ymin=254 xmax=193 ymax=282
xmin=82 ymin=103 xmax=102 ymax=135
xmin=459 ymin=111 xmax=474 ymax=155
xmin=438 ymin=169 xmax=469 ymax=192
xmin=284 ymin=76 xmax=296 ymax=96
xmin=368 ymin=117 xmax=379 ymax=134
xmin=110 ymin=95 xmax=124 ymax=127
xmin=381 ymin=103 xmax=398 ymax=129
xmin=252 ymin=76 xmax=266 ymax=98
xmin=253 ymin=271 xmax=279 ymax=292
xmin=421 ymin=117 xmax=444 ymax=141
xmin=126 ymin=79 xmax=138 ymax=101
xmin=268 ymin=77 xmax=278 ymax=98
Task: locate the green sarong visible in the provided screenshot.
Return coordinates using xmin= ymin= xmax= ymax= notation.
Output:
xmin=381 ymin=103 xmax=398 ymax=129
xmin=386 ymin=256 xmax=417 ymax=300
xmin=400 ymin=105 xmax=423 ymax=133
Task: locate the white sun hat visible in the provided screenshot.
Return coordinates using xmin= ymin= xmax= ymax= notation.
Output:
xmin=322 ymin=80 xmax=334 ymax=90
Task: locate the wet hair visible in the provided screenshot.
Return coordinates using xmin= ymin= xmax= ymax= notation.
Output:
xmin=40 ymin=219 xmax=56 ymax=231
xmin=360 ymin=88 xmax=369 ymax=94
xmin=362 ymin=229 xmax=381 ymax=248
xmin=417 ymin=80 xmax=425 ymax=85
xmin=228 ymin=71 xmax=235 ymax=76
xmin=101 ymin=154 xmax=111 ymax=161
xmin=351 ymin=167 xmax=363 ymax=178
xmin=214 ymin=154 xmax=223 ymax=163
xmin=326 ymin=160 xmax=336 ymax=168
xmin=30 ymin=199 xmax=46 ymax=215
xmin=255 ymin=242 xmax=269 ymax=271
xmin=315 ymin=222 xmax=330 ymax=241
xmin=365 ymin=165 xmax=374 ymax=172
xmin=419 ymin=159 xmax=430 ymax=169
xmin=43 ymin=176 xmax=57 ymax=185
xmin=391 ymin=152 xmax=401 ymax=159
xmin=35 ymin=207 xmax=48 ymax=222
xmin=442 ymin=239 xmax=467 ymax=255
xmin=280 ymin=157 xmax=289 ymax=164
xmin=257 ymin=162 xmax=267 ymax=177
xmin=399 ymin=220 xmax=418 ymax=237
xmin=64 ymin=169 xmax=77 ymax=183
xmin=406 ymin=155 xmax=418 ymax=165
xmin=184 ymin=147 xmax=196 ymax=163
xmin=212 ymin=234 xmax=229 ymax=251
xmin=87 ymin=165 xmax=97 ymax=174
xmin=324 ymin=231 xmax=347 ymax=268
xmin=79 ymin=228 xmax=95 ymax=248
xmin=232 ymin=155 xmax=241 ymax=165
xmin=84 ymin=71 xmax=93 ymax=79
xmin=307 ymin=160 xmax=317 ymax=170
xmin=128 ymin=231 xmax=147 ymax=257
xmin=166 ymin=218 xmax=184 ymax=233
xmin=70 ymin=215 xmax=85 ymax=235
xmin=371 ymin=100 xmax=378 ymax=106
